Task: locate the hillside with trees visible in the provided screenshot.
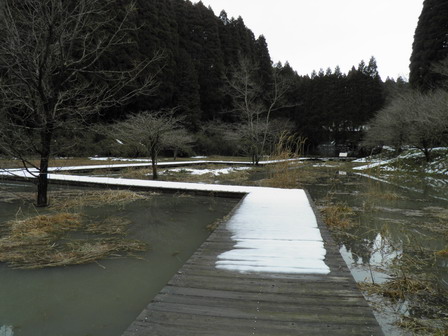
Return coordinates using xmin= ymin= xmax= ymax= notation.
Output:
xmin=364 ymin=0 xmax=448 ymax=163
xmin=409 ymin=0 xmax=448 ymax=91
xmin=0 ymin=0 xmax=413 ymax=206
xmin=107 ymin=0 xmax=392 ymax=155
xmin=0 ymin=0 xmax=395 ymax=155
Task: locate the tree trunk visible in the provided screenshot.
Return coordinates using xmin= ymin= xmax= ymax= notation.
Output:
xmin=36 ymin=166 xmax=49 ymax=207
xmin=423 ymin=147 xmax=432 ymax=162
xmin=151 ymin=147 xmax=158 ymax=180
xmin=36 ymin=128 xmax=52 ymax=207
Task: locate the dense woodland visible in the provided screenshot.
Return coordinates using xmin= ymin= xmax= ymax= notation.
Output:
xmin=410 ymin=0 xmax=448 ymax=91
xmin=0 ymin=0 xmax=410 ymax=159
xmin=88 ymin=0 xmax=404 ymax=155
xmin=1 ymin=0 xmax=447 ymax=207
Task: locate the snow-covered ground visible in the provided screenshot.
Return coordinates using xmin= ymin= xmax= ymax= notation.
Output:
xmin=160 ymin=166 xmax=251 ymax=176
xmin=353 ymin=148 xmax=448 ymax=175
xmin=353 ymin=148 xmax=448 ymax=201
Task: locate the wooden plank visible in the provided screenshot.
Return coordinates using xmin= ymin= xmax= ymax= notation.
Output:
xmin=122 ymin=191 xmax=384 ymax=336
xmin=125 ymin=310 xmax=381 ymax=336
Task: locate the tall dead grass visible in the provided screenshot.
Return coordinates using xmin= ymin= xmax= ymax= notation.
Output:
xmin=263 ymin=132 xmax=307 ymax=188
xmin=360 ymin=247 xmax=448 ymax=335
xmin=320 ymin=203 xmax=356 ymax=230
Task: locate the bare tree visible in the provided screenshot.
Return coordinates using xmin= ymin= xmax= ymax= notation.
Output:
xmin=163 ymin=128 xmax=194 ymax=160
xmin=226 ymin=58 xmax=291 ymax=164
xmin=0 ymin=0 xmax=163 ymax=206
xmin=110 ymin=109 xmax=186 ymax=179
xmin=363 ymin=89 xmax=448 ymax=161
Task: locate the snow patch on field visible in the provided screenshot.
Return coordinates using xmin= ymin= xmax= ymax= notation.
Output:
xmin=354 ymin=148 xmax=448 ymax=175
xmin=89 ymin=156 xmax=152 ymax=162
xmin=162 ymin=167 xmax=251 ymax=176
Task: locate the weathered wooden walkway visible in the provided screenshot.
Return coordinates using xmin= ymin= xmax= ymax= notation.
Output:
xmin=0 ymin=163 xmax=383 ymax=335
xmin=122 ymin=189 xmax=383 ymax=336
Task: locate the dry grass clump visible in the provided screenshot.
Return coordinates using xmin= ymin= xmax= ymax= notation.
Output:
xmin=0 ymin=213 xmax=147 ymax=269
xmin=50 ymin=189 xmax=148 ymax=210
xmin=320 ymin=203 xmax=356 ymax=230
xmin=360 ymin=248 xmax=448 ymax=335
xmin=435 ymin=248 xmax=448 ymax=256
xmin=364 ymin=191 xmax=403 ymax=201
xmin=85 ymin=216 xmax=131 ymax=235
xmin=8 ymin=213 xmax=82 ymax=239
xmin=263 ymin=160 xmax=303 ymax=188
xmin=121 ymin=167 xmax=152 ymax=179
xmin=263 ymin=132 xmax=307 ymax=188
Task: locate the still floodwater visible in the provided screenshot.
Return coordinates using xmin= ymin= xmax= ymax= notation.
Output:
xmin=0 ymin=182 xmax=239 ymax=336
xmin=303 ymin=163 xmax=448 ymax=335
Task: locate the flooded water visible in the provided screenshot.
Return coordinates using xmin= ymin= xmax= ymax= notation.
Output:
xmin=302 ymin=162 xmax=448 ymax=335
xmin=0 ymin=182 xmax=239 ymax=336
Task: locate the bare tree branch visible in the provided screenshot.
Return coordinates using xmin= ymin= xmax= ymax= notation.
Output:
xmin=0 ymin=0 xmax=163 ymax=206
xmin=225 ymin=57 xmax=292 ymax=164
xmin=107 ymin=109 xmax=187 ymax=179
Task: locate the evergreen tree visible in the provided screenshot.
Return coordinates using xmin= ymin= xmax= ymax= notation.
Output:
xmin=173 ymin=49 xmax=201 ymax=130
xmin=254 ymin=35 xmax=273 ymax=96
xmin=410 ymin=0 xmax=448 ymax=90
xmin=219 ymin=10 xmax=230 ymax=25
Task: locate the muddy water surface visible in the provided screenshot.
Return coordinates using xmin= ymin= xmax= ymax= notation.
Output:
xmin=303 ymin=163 xmax=448 ymax=335
xmin=0 ymin=182 xmax=239 ymax=336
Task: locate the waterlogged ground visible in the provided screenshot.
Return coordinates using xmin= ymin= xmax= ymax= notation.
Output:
xmin=301 ymin=162 xmax=448 ymax=335
xmin=0 ymin=182 xmax=239 ymax=336
xmin=1 ymin=159 xmax=447 ymax=335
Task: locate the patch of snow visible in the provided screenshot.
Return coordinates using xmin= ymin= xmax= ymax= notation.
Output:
xmin=163 ymin=167 xmax=251 ymax=176
xmin=353 ymin=159 xmax=393 ymax=171
xmin=216 ymin=189 xmax=330 ymax=275
xmin=352 ymin=157 xmax=372 ymax=163
xmin=354 ymin=172 xmax=448 ymax=202
xmin=0 ymin=325 xmax=13 ymax=336
xmin=312 ymin=163 xmax=336 ymax=168
xmin=89 ymin=157 xmax=152 ymax=162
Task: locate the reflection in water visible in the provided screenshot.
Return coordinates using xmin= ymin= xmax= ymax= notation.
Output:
xmin=0 ymin=325 xmax=14 ymax=336
xmin=0 ymin=182 xmax=239 ymax=336
xmin=304 ymin=163 xmax=448 ymax=335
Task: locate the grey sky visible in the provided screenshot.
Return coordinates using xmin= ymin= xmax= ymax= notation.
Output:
xmin=197 ymin=0 xmax=424 ymax=80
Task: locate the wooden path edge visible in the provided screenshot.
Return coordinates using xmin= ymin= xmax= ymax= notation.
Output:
xmin=121 ymin=190 xmax=384 ymax=336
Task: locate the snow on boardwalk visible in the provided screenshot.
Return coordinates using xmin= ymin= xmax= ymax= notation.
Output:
xmin=1 ymin=158 xmax=304 ymax=174
xmin=1 ymin=167 xmax=382 ymax=335
xmin=120 ymin=179 xmax=383 ymax=335
xmin=216 ymin=189 xmax=329 ymax=274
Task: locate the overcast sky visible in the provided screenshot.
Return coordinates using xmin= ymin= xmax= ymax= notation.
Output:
xmin=196 ymin=0 xmax=424 ymax=80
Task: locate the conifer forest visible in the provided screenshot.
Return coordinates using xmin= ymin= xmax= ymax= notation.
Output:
xmin=0 ymin=0 xmax=447 ymax=161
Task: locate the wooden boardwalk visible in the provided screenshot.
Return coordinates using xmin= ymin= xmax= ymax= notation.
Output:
xmin=0 ymin=163 xmax=383 ymax=335
xmin=122 ymin=190 xmax=383 ymax=336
